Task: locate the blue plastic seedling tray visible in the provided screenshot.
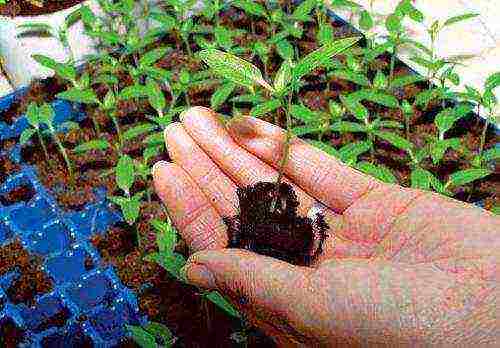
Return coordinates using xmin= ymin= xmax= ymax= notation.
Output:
xmin=0 ymin=89 xmax=148 ymax=347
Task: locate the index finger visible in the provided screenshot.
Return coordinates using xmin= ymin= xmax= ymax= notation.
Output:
xmin=226 ymin=116 xmax=382 ymax=213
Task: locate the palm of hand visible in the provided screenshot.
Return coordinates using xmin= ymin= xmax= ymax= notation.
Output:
xmin=153 ymin=107 xmax=499 ymax=347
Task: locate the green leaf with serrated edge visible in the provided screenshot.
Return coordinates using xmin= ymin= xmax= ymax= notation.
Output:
xmin=94 ymin=74 xmax=119 ymax=86
xmin=144 ymin=132 xmax=164 ymax=147
xmin=374 ymin=131 xmax=413 ymax=152
xmin=339 ymin=94 xmax=368 ymax=121
xmin=32 ymin=55 xmax=76 ymax=81
xmin=485 ymin=72 xmax=500 ymax=92
xmin=356 ymin=161 xmax=397 ymax=184
xmin=359 ymin=10 xmax=373 ymax=31
xmin=293 ymin=37 xmax=360 ymax=81
xmin=275 ymin=39 xmax=294 ymax=61
xmin=146 ymin=252 xmax=186 ymax=280
xmin=127 ymin=325 xmax=156 ymax=348
xmin=123 ymin=123 xmax=157 ymax=141
xmin=73 ymin=139 xmax=110 ymax=154
xmin=290 ymin=104 xmax=318 ymax=124
xmin=150 ymin=219 xmax=177 ymax=253
xmin=57 ymin=88 xmax=99 ymax=105
xmin=411 ymin=167 xmax=430 ymax=190
xmin=446 ymin=169 xmax=492 ymax=188
xmin=339 ymin=141 xmax=371 ymax=162
xmin=143 ymin=145 xmax=161 ymax=164
xmin=144 ymin=322 xmax=174 ymax=346
xmin=144 ymin=67 xmax=172 ymax=83
xmin=250 ymin=99 xmax=282 ymax=118
xmin=331 ymin=121 xmax=366 ymax=133
xmin=292 ymin=125 xmax=322 ymax=136
xmin=204 ymin=291 xmax=241 ymax=318
xmin=119 ymin=85 xmax=148 ymax=99
xmin=331 ymin=69 xmax=370 ymax=86
xmin=443 ymin=13 xmax=479 ymax=27
xmin=199 ymin=49 xmax=272 ymax=92
xmin=307 ymin=140 xmax=341 ymax=158
xmin=211 ymin=82 xmax=236 ymax=110
xmin=38 ymin=103 xmax=54 ymax=125
xmin=390 ymin=74 xmax=425 ymax=88
xmin=116 ymin=155 xmax=135 ymax=194
xmin=20 ymin=128 xmax=37 ymax=145
xmin=139 ymin=47 xmax=169 ymax=68
xmin=273 ymin=60 xmax=292 ymax=96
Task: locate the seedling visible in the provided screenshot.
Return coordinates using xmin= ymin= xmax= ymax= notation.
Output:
xmin=199 ymin=37 xmax=360 ymax=207
xmin=19 ymin=102 xmax=76 ymax=180
xmin=128 ymin=321 xmax=177 ymax=348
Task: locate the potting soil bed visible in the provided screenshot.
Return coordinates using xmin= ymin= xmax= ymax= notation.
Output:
xmin=1 ymin=1 xmax=499 ymax=347
xmin=0 ymin=0 xmax=85 ymax=17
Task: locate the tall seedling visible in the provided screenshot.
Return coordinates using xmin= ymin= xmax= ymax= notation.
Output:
xmin=199 ymin=37 xmax=360 ymax=207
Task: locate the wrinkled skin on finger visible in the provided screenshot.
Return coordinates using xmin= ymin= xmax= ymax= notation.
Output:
xmin=154 ymin=107 xmax=500 ymax=347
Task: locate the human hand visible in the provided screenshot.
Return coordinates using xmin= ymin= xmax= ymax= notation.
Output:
xmin=153 ymin=106 xmax=500 ymax=347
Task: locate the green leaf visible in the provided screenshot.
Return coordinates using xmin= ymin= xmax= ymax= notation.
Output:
xmin=211 ymin=82 xmax=236 ymax=110
xmin=199 ymin=49 xmax=272 ymax=92
xmin=146 ymin=252 xmax=186 ymax=281
xmin=127 ymin=325 xmax=156 ymax=348
xmin=116 ymin=154 xmax=135 ymax=194
xmin=331 ymin=69 xmax=370 ymax=86
xmin=446 ymin=169 xmax=492 ymax=188
xmin=351 ymin=89 xmax=399 ymax=108
xmin=292 ymin=125 xmax=322 ymax=136
xmin=339 ymin=94 xmax=368 ymax=120
xmin=73 ymin=139 xmax=110 ymax=154
xmin=109 ymin=193 xmax=143 ymax=225
xmin=65 ymin=7 xmax=82 ymax=28
xmin=150 ymin=219 xmax=177 ymax=253
xmin=430 ymin=138 xmax=461 ymax=164
xmin=123 ymin=123 xmax=157 ymax=141
xmin=390 ymin=74 xmax=425 ymax=89
xmin=331 ymin=121 xmax=367 ymax=133
xmin=94 ymin=74 xmax=119 ymax=86
xmin=491 ymin=205 xmax=500 ymax=215
xmin=374 ymin=131 xmax=414 ymax=152
xmin=482 ymin=147 xmax=500 ymax=162
xmin=338 ymin=141 xmax=371 ymax=163
xmin=359 ymin=10 xmax=373 ymax=31
xmin=293 ymin=37 xmax=361 ymax=81
xmin=139 ymin=47 xmax=169 ymax=68
xmin=411 ymin=167 xmax=430 ymax=190
xmin=38 ymin=103 xmax=55 ymax=125
xmin=232 ymin=0 xmax=266 ymax=17
xmin=275 ymin=39 xmax=294 ymax=61
xmin=434 ymin=104 xmax=471 ymax=135
xmin=307 ymin=140 xmax=341 ymax=158
xmin=317 ymin=22 xmax=334 ymax=46
xmin=204 ymin=291 xmax=241 ymax=318
xmin=290 ymin=104 xmax=319 ymax=124
xmin=119 ymin=84 xmax=148 ymax=99
xmin=146 ymin=78 xmax=166 ymax=113
xmin=356 ymin=161 xmax=398 ymax=184
xmin=144 ymin=322 xmax=174 ymax=346
xmin=385 ymin=14 xmax=402 ymax=32
xmin=25 ymin=102 xmax=40 ymax=126
xmin=32 ymin=55 xmax=76 ymax=82
xmin=273 ymin=60 xmax=292 ymax=96
xmin=443 ymin=13 xmax=479 ymax=27
xmin=484 ymin=72 xmax=500 ymax=92
xmin=20 ymin=128 xmax=37 ymax=145
xmin=56 ymin=88 xmax=99 ymax=104
xmin=250 ymin=99 xmax=282 ymax=117
xmin=291 ymin=0 xmax=316 ymax=21
xmin=17 ymin=23 xmax=53 ymax=36
xmin=150 ymin=12 xmax=176 ymax=31
xmin=377 ymin=120 xmax=404 ymax=129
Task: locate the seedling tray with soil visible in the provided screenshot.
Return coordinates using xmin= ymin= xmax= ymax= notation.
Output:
xmin=0 ymin=0 xmax=499 ymax=347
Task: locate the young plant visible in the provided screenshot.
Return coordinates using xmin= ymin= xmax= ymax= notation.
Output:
xmin=20 ymin=103 xmax=75 ymax=179
xmin=200 ymin=36 xmax=360 ymax=205
xmin=127 ymin=321 xmax=177 ymax=348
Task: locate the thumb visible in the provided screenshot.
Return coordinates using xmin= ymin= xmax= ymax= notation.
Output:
xmin=181 ymin=248 xmax=311 ymax=321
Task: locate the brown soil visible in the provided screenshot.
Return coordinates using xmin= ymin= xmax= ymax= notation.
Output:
xmin=224 ymin=182 xmax=329 ymax=266
xmin=0 ymin=317 xmax=26 ymax=348
xmin=0 ymin=183 xmax=35 ymax=205
xmin=0 ymin=240 xmax=53 ymax=306
xmin=0 ymin=2 xmax=497 ymax=347
xmin=34 ymin=306 xmax=71 ymax=333
xmin=0 ymin=0 xmax=84 ymax=17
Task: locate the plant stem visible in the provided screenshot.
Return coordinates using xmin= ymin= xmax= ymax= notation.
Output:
xmin=478 ymin=116 xmax=489 ymax=157
xmin=184 ymin=92 xmax=191 ymax=108
xmin=183 ymin=36 xmax=192 ymax=57
xmin=50 ymin=126 xmax=74 ymax=180
xmin=110 ymin=112 xmax=123 ymax=150
xmin=37 ymin=131 xmax=50 ymax=162
xmin=389 ymin=39 xmax=398 ymax=83
xmin=405 ymin=115 xmax=410 ymax=140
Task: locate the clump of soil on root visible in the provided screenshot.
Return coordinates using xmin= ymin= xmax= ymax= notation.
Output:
xmin=224 ymin=182 xmax=329 ymax=266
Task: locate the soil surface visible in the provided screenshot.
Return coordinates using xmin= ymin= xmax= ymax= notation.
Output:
xmin=0 ymin=1 xmax=498 ymax=347
xmin=224 ymin=182 xmax=329 ymax=266
xmin=0 ymin=0 xmax=84 ymax=17
xmin=0 ymin=317 xmax=26 ymax=348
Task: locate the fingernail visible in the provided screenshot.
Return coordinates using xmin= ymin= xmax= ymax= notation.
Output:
xmin=151 ymin=160 xmax=168 ymax=177
xmin=181 ymin=263 xmax=216 ymax=289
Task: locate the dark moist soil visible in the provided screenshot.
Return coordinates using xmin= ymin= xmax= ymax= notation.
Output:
xmin=0 ymin=2 xmax=498 ymax=347
xmin=0 ymin=240 xmax=53 ymax=306
xmin=0 ymin=317 xmax=26 ymax=348
xmin=0 ymin=0 xmax=84 ymax=17
xmin=224 ymin=182 xmax=329 ymax=266
xmin=0 ymin=183 xmax=36 ymax=206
